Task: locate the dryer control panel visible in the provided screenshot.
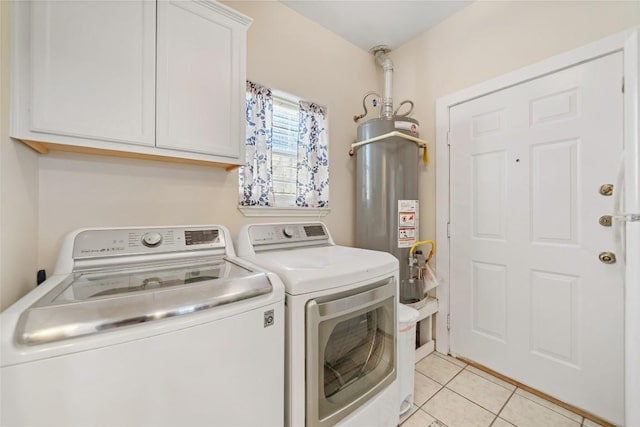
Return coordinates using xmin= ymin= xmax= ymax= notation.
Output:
xmin=246 ymin=223 xmax=331 ymax=250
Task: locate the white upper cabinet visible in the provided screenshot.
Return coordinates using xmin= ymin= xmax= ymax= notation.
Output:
xmin=13 ymin=1 xmax=156 ymax=147
xmin=157 ymin=1 xmax=247 ymax=159
xmin=11 ymin=0 xmax=251 ymax=167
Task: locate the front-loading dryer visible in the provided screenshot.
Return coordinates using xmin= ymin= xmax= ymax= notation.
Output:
xmin=236 ymin=222 xmax=400 ymax=427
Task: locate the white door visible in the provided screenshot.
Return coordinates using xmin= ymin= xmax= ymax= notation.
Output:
xmin=449 ymin=52 xmax=624 ymax=424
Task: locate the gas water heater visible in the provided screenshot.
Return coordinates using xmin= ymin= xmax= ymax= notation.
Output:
xmin=350 ymin=46 xmax=428 ymax=303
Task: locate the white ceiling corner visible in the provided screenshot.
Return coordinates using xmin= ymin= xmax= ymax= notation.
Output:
xmin=280 ymin=0 xmax=473 ymax=52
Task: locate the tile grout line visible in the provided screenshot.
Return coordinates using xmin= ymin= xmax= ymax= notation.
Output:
xmin=463 ymin=365 xmax=515 ymax=392
xmin=514 ymin=389 xmax=586 ymax=425
xmin=443 ymin=362 xmax=468 ymax=387
xmin=414 ymin=355 xmax=466 ymax=398
xmin=443 ymin=384 xmax=503 ymax=419
xmin=433 ymin=351 xmax=467 ymax=369
xmin=512 ymin=389 xmax=588 ymax=426
xmin=415 ymin=360 xmax=468 ymax=425
xmin=416 ymin=376 xmax=446 ymax=409
xmin=410 ymin=390 xmax=448 ymax=427
xmin=421 ymin=361 xmax=503 ymax=426
xmin=417 ymin=354 xmax=591 ymax=427
xmin=494 ymin=386 xmax=518 ymax=425
xmin=446 ymin=365 xmax=516 ymax=417
xmin=418 ymin=354 xmax=593 ymax=427
xmin=461 ymin=358 xmax=604 ymax=426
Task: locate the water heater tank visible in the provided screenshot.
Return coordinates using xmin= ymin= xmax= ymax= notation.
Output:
xmin=355 ymin=116 xmax=420 ymax=286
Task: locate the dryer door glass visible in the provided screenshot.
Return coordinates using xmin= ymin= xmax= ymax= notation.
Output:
xmin=323 ymin=308 xmax=387 ymax=398
xmin=305 ymin=278 xmax=396 ymax=427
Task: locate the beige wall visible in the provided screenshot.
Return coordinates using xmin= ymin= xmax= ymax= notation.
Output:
xmin=3 ymin=0 xmax=639 ymax=310
xmin=0 ymin=0 xmax=377 ymax=308
xmin=390 ymin=0 xmax=640 ymax=247
xmin=0 ymin=1 xmax=40 ymax=310
xmin=225 ymin=0 xmax=379 ymax=239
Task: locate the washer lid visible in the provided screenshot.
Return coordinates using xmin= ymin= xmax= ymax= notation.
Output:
xmin=244 ymin=245 xmax=398 ymax=295
xmin=15 ymin=258 xmax=272 ymax=346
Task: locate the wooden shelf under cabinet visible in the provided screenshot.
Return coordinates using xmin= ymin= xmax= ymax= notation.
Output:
xmin=18 ymin=139 xmax=241 ymax=171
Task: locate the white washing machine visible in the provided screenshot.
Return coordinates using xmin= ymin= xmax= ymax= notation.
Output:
xmin=236 ymin=222 xmax=399 ymax=427
xmin=1 ymin=225 xmax=285 ymax=427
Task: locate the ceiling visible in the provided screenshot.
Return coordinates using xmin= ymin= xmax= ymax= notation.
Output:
xmin=280 ymin=0 xmax=473 ymax=52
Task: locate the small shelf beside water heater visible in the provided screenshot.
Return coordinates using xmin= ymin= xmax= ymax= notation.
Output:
xmin=402 ymin=244 xmax=439 ymax=362
xmin=410 ymin=296 xmax=439 ymax=362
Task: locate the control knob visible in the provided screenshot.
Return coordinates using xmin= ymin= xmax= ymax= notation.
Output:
xmin=141 ymin=232 xmax=163 ymax=248
xmin=283 ymin=226 xmax=296 ymax=238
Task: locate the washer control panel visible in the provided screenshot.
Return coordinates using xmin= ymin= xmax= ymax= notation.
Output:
xmin=73 ymin=226 xmax=224 ymax=259
xmin=249 ymin=223 xmax=328 ymax=246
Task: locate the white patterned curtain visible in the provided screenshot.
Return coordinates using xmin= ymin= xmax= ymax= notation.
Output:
xmin=296 ymin=101 xmax=329 ymax=207
xmin=239 ymin=81 xmax=274 ymax=206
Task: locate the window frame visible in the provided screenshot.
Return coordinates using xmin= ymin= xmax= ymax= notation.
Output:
xmin=238 ymin=88 xmax=330 ymax=217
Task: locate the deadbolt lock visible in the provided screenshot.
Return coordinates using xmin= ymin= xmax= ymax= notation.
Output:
xmin=599 ymin=252 xmax=616 ymax=264
xmin=599 ymin=215 xmax=613 ymax=227
xmin=600 ymin=184 xmax=614 ymax=196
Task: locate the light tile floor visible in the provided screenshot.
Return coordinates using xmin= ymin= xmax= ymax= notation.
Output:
xmin=401 ymin=352 xmax=607 ymax=427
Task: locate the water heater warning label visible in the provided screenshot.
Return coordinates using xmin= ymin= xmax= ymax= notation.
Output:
xmin=398 ymin=200 xmax=419 ymax=248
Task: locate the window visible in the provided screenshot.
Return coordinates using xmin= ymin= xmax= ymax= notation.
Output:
xmin=239 ymin=81 xmax=330 ymax=215
xmin=271 ymin=97 xmax=299 ymax=207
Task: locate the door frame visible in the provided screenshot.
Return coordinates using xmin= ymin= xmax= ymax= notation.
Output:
xmin=435 ymin=26 xmax=639 ymax=386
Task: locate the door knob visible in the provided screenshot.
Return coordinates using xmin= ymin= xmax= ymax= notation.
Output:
xmin=599 ymin=215 xmax=612 ymax=227
xmin=599 ymin=252 xmax=616 ymax=264
xmin=599 ymin=184 xmax=613 ymax=196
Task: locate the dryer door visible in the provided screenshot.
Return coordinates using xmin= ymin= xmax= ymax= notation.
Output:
xmin=305 ymin=277 xmax=396 ymax=427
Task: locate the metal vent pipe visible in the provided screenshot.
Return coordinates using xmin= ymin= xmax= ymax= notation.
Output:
xmin=371 ymin=45 xmax=393 ymax=118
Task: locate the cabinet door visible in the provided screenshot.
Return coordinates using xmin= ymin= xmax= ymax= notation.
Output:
xmin=29 ymin=1 xmax=156 ymax=146
xmin=156 ymin=0 xmax=249 ymax=160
